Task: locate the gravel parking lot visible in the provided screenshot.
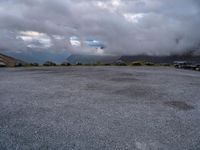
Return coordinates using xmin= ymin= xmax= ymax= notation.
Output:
xmin=0 ymin=66 xmax=200 ymax=150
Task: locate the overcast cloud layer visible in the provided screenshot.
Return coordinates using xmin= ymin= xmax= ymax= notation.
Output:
xmin=0 ymin=0 xmax=200 ymax=57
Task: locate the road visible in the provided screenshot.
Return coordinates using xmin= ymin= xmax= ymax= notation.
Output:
xmin=0 ymin=66 xmax=200 ymax=150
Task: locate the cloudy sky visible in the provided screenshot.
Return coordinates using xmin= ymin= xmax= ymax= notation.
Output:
xmin=0 ymin=0 xmax=200 ymax=62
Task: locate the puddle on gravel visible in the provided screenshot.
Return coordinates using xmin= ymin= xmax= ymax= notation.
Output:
xmin=164 ymin=101 xmax=194 ymax=111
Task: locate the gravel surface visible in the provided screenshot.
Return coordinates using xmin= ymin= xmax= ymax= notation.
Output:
xmin=0 ymin=66 xmax=200 ymax=150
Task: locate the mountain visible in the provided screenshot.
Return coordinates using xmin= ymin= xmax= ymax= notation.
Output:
xmin=0 ymin=53 xmax=27 ymax=67
xmin=2 ymin=50 xmax=71 ymax=64
xmin=66 ymin=54 xmax=120 ymax=64
xmin=119 ymin=55 xmax=200 ymax=64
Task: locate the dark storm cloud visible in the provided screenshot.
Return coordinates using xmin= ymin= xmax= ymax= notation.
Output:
xmin=0 ymin=0 xmax=200 ymax=56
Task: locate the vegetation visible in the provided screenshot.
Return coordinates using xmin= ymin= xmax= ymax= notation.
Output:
xmin=130 ymin=61 xmax=160 ymax=66
xmin=61 ymin=61 xmax=71 ymax=66
xmin=9 ymin=60 xmax=174 ymax=67
xmin=15 ymin=63 xmax=24 ymax=67
xmin=144 ymin=62 xmax=155 ymax=66
xmin=159 ymin=63 xmax=171 ymax=66
xmin=30 ymin=63 xmax=39 ymax=66
xmin=101 ymin=63 xmax=111 ymax=66
xmin=114 ymin=60 xmax=127 ymax=66
xmin=131 ymin=61 xmax=144 ymax=66
xmin=76 ymin=62 xmax=82 ymax=66
xmin=43 ymin=61 xmax=56 ymax=66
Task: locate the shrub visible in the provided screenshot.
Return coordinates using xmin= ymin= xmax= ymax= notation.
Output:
xmin=95 ymin=61 xmax=102 ymax=66
xmin=160 ymin=63 xmax=171 ymax=66
xmin=30 ymin=63 xmax=39 ymax=66
xmin=103 ymin=63 xmax=111 ymax=66
xmin=61 ymin=62 xmax=71 ymax=66
xmin=131 ymin=61 xmax=144 ymax=66
xmin=114 ymin=60 xmax=127 ymax=66
xmin=43 ymin=61 xmax=56 ymax=66
xmin=76 ymin=62 xmax=82 ymax=66
xmin=145 ymin=62 xmax=155 ymax=66
xmin=15 ymin=63 xmax=23 ymax=67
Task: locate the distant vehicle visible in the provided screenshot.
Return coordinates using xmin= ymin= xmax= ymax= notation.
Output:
xmin=174 ymin=61 xmax=200 ymax=71
xmin=0 ymin=62 xmax=6 ymax=67
xmin=173 ymin=61 xmax=192 ymax=69
xmin=194 ymin=64 xmax=200 ymax=71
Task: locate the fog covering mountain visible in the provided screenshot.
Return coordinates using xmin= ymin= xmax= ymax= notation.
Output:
xmin=0 ymin=0 xmax=200 ymax=61
xmin=119 ymin=55 xmax=200 ymax=64
xmin=67 ymin=54 xmax=120 ymax=65
xmin=2 ymin=50 xmax=70 ymax=64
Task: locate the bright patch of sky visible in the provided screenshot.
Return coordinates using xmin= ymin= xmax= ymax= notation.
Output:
xmin=97 ymin=0 xmax=120 ymax=12
xmin=123 ymin=13 xmax=144 ymax=23
xmin=69 ymin=36 xmax=81 ymax=47
xmin=69 ymin=36 xmax=105 ymax=55
xmin=17 ymin=31 xmax=52 ymax=49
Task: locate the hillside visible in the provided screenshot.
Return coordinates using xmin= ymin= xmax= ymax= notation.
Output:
xmin=119 ymin=55 xmax=200 ymax=64
xmin=67 ymin=54 xmax=120 ymax=64
xmin=0 ymin=53 xmax=26 ymax=67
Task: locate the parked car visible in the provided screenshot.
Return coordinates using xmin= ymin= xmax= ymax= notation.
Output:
xmin=174 ymin=61 xmax=191 ymax=69
xmin=194 ymin=64 xmax=200 ymax=71
xmin=0 ymin=62 xmax=6 ymax=67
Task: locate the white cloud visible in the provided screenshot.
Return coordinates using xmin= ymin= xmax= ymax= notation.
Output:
xmin=96 ymin=0 xmax=121 ymax=12
xmin=52 ymin=35 xmax=65 ymax=40
xmin=70 ymin=36 xmax=81 ymax=47
xmin=123 ymin=13 xmax=144 ymax=23
xmin=17 ymin=31 xmax=52 ymax=49
xmin=0 ymin=0 xmax=200 ymax=56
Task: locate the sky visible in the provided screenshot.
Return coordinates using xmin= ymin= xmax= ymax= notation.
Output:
xmin=0 ymin=0 xmax=200 ymax=62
